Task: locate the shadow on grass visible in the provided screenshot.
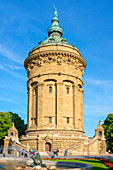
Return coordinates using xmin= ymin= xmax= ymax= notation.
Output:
xmin=51 ymin=159 xmax=109 ymax=170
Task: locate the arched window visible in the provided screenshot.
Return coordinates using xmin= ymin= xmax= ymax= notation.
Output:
xmin=49 ymin=117 xmax=52 ymax=123
xmin=11 ymin=132 xmax=13 ymax=136
xmin=49 ymin=86 xmax=52 ymax=93
xmin=66 ymin=87 xmax=69 ymax=94
xmin=98 ymin=131 xmax=102 ymax=137
xmin=78 ymin=84 xmax=82 ymax=88
xmin=67 ymin=117 xmax=69 ymax=123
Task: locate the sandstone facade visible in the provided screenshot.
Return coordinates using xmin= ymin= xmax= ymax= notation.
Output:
xmin=19 ymin=9 xmax=106 ymax=155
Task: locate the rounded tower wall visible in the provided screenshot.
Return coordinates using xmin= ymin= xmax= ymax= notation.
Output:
xmin=24 ymin=8 xmax=86 ymax=137
xmin=25 ymin=43 xmax=86 ymax=133
xmin=20 ymin=9 xmax=106 ymax=155
xmin=25 ymin=44 xmax=86 ymax=80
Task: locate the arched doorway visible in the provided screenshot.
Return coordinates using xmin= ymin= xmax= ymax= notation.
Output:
xmin=45 ymin=142 xmax=51 ymax=151
xmin=98 ymin=131 xmax=102 ymax=137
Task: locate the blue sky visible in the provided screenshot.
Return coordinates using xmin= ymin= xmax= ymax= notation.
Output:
xmin=0 ymin=0 xmax=113 ymax=137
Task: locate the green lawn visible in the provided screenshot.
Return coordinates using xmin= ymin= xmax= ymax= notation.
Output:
xmin=51 ymin=159 xmax=110 ymax=170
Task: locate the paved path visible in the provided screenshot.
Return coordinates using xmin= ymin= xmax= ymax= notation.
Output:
xmin=0 ymin=153 xmax=113 ymax=161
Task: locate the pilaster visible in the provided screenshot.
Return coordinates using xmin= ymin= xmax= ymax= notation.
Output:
xmin=56 ymin=82 xmax=63 ymax=129
xmin=38 ymin=83 xmax=44 ymax=128
xmin=73 ymin=84 xmax=75 ymax=129
xmin=27 ymin=87 xmax=32 ymax=129
xmin=32 ymin=88 xmax=36 ymax=126
xmin=74 ymin=85 xmax=79 ymax=130
xmin=80 ymin=88 xmax=84 ymax=130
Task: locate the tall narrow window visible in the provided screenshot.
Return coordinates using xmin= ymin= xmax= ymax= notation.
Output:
xmin=67 ymin=117 xmax=69 ymax=123
xmin=49 ymin=117 xmax=52 ymax=123
xmin=11 ymin=132 xmax=13 ymax=136
xmin=98 ymin=131 xmax=102 ymax=137
xmin=49 ymin=86 xmax=52 ymax=93
xmin=66 ymin=87 xmax=69 ymax=93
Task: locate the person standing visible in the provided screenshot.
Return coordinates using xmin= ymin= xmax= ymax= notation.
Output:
xmin=19 ymin=150 xmax=21 ymax=156
xmin=54 ymin=150 xmax=57 ymax=158
xmin=64 ymin=149 xmax=68 ymax=156
xmin=56 ymin=149 xmax=59 ymax=156
xmin=3 ymin=150 xmax=5 ymax=157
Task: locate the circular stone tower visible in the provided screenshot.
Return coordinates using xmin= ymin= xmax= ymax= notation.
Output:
xmin=23 ymin=9 xmax=87 ymax=152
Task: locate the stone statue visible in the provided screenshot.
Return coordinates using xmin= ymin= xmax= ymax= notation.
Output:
xmin=53 ymin=5 xmax=58 ymax=17
xmin=30 ymin=152 xmax=46 ymax=168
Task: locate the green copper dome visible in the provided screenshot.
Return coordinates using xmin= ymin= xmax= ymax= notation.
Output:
xmin=47 ymin=8 xmax=63 ymax=37
xmin=37 ymin=8 xmax=76 ymax=48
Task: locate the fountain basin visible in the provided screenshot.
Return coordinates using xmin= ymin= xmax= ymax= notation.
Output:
xmin=43 ymin=160 xmax=93 ymax=170
xmin=0 ymin=158 xmax=93 ymax=170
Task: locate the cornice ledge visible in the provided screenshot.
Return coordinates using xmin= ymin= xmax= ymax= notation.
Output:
xmin=24 ymin=50 xmax=86 ymax=69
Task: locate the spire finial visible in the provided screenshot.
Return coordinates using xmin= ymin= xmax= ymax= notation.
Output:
xmin=12 ymin=122 xmax=14 ymax=127
xmin=53 ymin=5 xmax=58 ymax=18
xmin=47 ymin=7 xmax=63 ymax=37
xmin=99 ymin=120 xmax=101 ymax=125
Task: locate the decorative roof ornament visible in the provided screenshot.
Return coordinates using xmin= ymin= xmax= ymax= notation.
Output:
xmin=37 ymin=7 xmax=76 ymax=48
xmin=53 ymin=5 xmax=58 ymax=18
xmin=99 ymin=120 xmax=101 ymax=125
xmin=47 ymin=7 xmax=63 ymax=37
xmin=12 ymin=122 xmax=15 ymax=127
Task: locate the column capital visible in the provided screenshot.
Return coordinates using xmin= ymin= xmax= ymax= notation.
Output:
xmin=72 ymin=84 xmax=78 ymax=88
xmin=38 ymin=83 xmax=44 ymax=87
xmin=56 ymin=82 xmax=63 ymax=86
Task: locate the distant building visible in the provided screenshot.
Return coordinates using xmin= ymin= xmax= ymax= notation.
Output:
xmin=20 ymin=9 xmax=106 ymax=155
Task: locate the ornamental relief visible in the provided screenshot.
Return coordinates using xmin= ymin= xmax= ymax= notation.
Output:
xmin=26 ymin=54 xmax=85 ymax=73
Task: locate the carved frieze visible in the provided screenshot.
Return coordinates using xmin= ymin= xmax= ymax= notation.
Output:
xmin=25 ymin=52 xmax=85 ymax=73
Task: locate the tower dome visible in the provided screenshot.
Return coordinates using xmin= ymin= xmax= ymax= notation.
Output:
xmin=47 ymin=8 xmax=63 ymax=37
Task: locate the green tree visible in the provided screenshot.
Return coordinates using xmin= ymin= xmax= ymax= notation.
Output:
xmin=102 ymin=113 xmax=113 ymax=152
xmin=10 ymin=112 xmax=27 ymax=137
xmin=0 ymin=112 xmax=12 ymax=145
xmin=0 ymin=111 xmax=27 ymax=145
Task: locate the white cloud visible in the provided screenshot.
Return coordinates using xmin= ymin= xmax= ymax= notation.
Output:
xmin=13 ymin=109 xmax=27 ymax=115
xmin=84 ymin=104 xmax=113 ymax=112
xmin=0 ymin=97 xmax=16 ymax=103
xmin=0 ymin=65 xmax=25 ymax=79
xmin=0 ymin=83 xmax=26 ymax=94
xmin=0 ymin=45 xmax=24 ymax=64
xmin=3 ymin=63 xmax=24 ymax=70
xmin=85 ymin=77 xmax=113 ymax=86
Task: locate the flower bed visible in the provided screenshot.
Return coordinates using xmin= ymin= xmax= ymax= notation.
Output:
xmin=99 ymin=158 xmax=113 ymax=169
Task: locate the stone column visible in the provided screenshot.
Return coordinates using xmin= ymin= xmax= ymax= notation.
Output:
xmin=56 ymin=82 xmax=63 ymax=129
xmin=36 ymin=86 xmax=38 ymax=126
xmin=78 ymin=88 xmax=81 ymax=130
xmin=74 ymin=84 xmax=79 ymax=130
xmin=32 ymin=88 xmax=36 ymax=127
xmin=38 ymin=83 xmax=44 ymax=128
xmin=73 ymin=84 xmax=75 ymax=129
xmin=80 ymin=88 xmax=84 ymax=130
xmin=3 ymin=138 xmax=10 ymax=154
xmin=27 ymin=87 xmax=33 ymax=129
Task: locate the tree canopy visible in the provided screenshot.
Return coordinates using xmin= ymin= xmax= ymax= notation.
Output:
xmin=0 ymin=112 xmax=12 ymax=145
xmin=0 ymin=112 xmax=27 ymax=145
xmin=102 ymin=113 xmax=113 ymax=152
xmin=10 ymin=112 xmax=27 ymax=137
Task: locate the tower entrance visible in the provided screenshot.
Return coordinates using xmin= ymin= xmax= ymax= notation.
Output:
xmin=45 ymin=142 xmax=51 ymax=151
